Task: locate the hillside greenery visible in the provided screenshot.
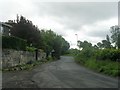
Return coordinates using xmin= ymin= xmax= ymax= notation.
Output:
xmin=4 ymin=15 xmax=70 ymax=59
xmin=69 ymin=26 xmax=120 ymax=77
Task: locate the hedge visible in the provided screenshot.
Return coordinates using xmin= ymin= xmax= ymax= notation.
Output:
xmin=96 ymin=49 xmax=120 ymax=61
xmin=26 ymin=46 xmax=36 ymax=52
xmin=2 ymin=35 xmax=27 ymax=50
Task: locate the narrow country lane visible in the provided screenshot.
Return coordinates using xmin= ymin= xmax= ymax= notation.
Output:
xmin=3 ymin=56 xmax=118 ymax=88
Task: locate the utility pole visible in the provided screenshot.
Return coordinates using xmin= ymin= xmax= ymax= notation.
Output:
xmin=75 ymin=34 xmax=78 ymax=47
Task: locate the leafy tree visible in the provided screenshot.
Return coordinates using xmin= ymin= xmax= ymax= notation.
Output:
xmin=68 ymin=48 xmax=80 ymax=56
xmin=102 ymin=40 xmax=109 ymax=48
xmin=106 ymin=35 xmax=110 ymax=43
xmin=53 ymin=35 xmax=62 ymax=59
xmin=41 ymin=30 xmax=57 ymax=56
xmin=10 ymin=15 xmax=70 ymax=59
xmin=102 ymin=37 xmax=112 ymax=49
xmin=77 ymin=40 xmax=92 ymax=50
xmin=41 ymin=29 xmax=70 ymax=59
xmin=11 ymin=15 xmax=43 ymax=48
xmin=97 ymin=42 xmax=103 ymax=49
xmin=61 ymin=38 xmax=70 ymax=55
xmin=110 ymin=25 xmax=120 ymax=49
xmin=93 ymin=45 xmax=98 ymax=49
xmin=97 ymin=35 xmax=112 ymax=49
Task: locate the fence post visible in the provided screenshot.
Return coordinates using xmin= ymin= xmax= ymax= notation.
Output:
xmin=35 ymin=49 xmax=38 ymax=60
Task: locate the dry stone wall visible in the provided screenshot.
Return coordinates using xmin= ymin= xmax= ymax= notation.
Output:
xmin=2 ymin=49 xmax=46 ymax=69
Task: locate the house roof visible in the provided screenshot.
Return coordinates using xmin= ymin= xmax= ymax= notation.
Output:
xmin=0 ymin=22 xmax=12 ymax=28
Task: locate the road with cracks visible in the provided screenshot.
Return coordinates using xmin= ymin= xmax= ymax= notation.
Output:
xmin=2 ymin=56 xmax=118 ymax=88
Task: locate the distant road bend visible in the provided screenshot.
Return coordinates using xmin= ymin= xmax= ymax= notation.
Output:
xmin=3 ymin=56 xmax=118 ymax=88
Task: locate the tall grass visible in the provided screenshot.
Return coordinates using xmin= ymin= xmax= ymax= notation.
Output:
xmin=84 ymin=59 xmax=119 ymax=76
xmin=75 ymin=49 xmax=120 ymax=77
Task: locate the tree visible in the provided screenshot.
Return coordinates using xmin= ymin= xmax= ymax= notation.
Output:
xmin=68 ymin=48 xmax=80 ymax=56
xmin=97 ymin=35 xmax=112 ymax=49
xmin=41 ymin=29 xmax=70 ymax=59
xmin=93 ymin=45 xmax=98 ymax=49
xmin=41 ymin=29 xmax=57 ymax=55
xmin=10 ymin=15 xmax=70 ymax=59
xmin=77 ymin=40 xmax=92 ymax=50
xmin=11 ymin=15 xmax=43 ymax=48
xmin=97 ymin=42 xmax=103 ymax=49
xmin=110 ymin=25 xmax=120 ymax=49
xmin=61 ymin=38 xmax=70 ymax=55
xmin=101 ymin=35 xmax=112 ymax=49
xmin=106 ymin=35 xmax=110 ymax=43
xmin=102 ymin=40 xmax=110 ymax=49
xmin=53 ymin=35 xmax=62 ymax=59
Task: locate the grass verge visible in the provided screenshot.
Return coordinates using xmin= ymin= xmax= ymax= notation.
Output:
xmin=75 ymin=58 xmax=120 ymax=77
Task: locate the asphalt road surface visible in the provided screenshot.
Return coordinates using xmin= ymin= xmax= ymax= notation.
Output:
xmin=2 ymin=56 xmax=119 ymax=88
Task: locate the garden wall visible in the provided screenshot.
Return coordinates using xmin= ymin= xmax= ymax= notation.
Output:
xmin=2 ymin=49 xmax=46 ymax=69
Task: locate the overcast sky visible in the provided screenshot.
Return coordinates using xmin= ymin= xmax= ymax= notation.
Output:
xmin=0 ymin=0 xmax=118 ymax=48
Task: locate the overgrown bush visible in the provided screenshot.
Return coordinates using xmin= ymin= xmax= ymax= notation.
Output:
xmin=75 ymin=48 xmax=97 ymax=64
xmin=74 ymin=48 xmax=120 ymax=77
xmin=81 ymin=49 xmax=96 ymax=58
xmin=2 ymin=35 xmax=27 ymax=50
xmin=26 ymin=46 xmax=36 ymax=52
xmin=67 ymin=49 xmax=80 ymax=56
xmin=75 ymin=53 xmax=86 ymax=64
xmin=96 ymin=49 xmax=120 ymax=61
xmin=85 ymin=59 xmax=119 ymax=76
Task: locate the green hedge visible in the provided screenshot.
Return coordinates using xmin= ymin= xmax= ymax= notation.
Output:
xmin=96 ymin=49 xmax=120 ymax=61
xmin=74 ymin=49 xmax=120 ymax=77
xmin=26 ymin=46 xmax=36 ymax=52
xmin=84 ymin=59 xmax=119 ymax=77
xmin=2 ymin=35 xmax=27 ymax=50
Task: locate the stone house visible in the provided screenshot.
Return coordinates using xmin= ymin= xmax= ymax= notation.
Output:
xmin=0 ymin=22 xmax=12 ymax=36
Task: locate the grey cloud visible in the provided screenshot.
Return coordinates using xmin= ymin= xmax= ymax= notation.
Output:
xmin=118 ymin=1 xmax=120 ymax=25
xmin=0 ymin=1 xmax=117 ymax=30
xmin=34 ymin=2 xmax=117 ymax=30
xmin=0 ymin=1 xmax=118 ymax=47
xmin=86 ymin=29 xmax=110 ymax=38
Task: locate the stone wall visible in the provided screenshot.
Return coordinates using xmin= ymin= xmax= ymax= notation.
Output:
xmin=2 ymin=49 xmax=46 ymax=69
